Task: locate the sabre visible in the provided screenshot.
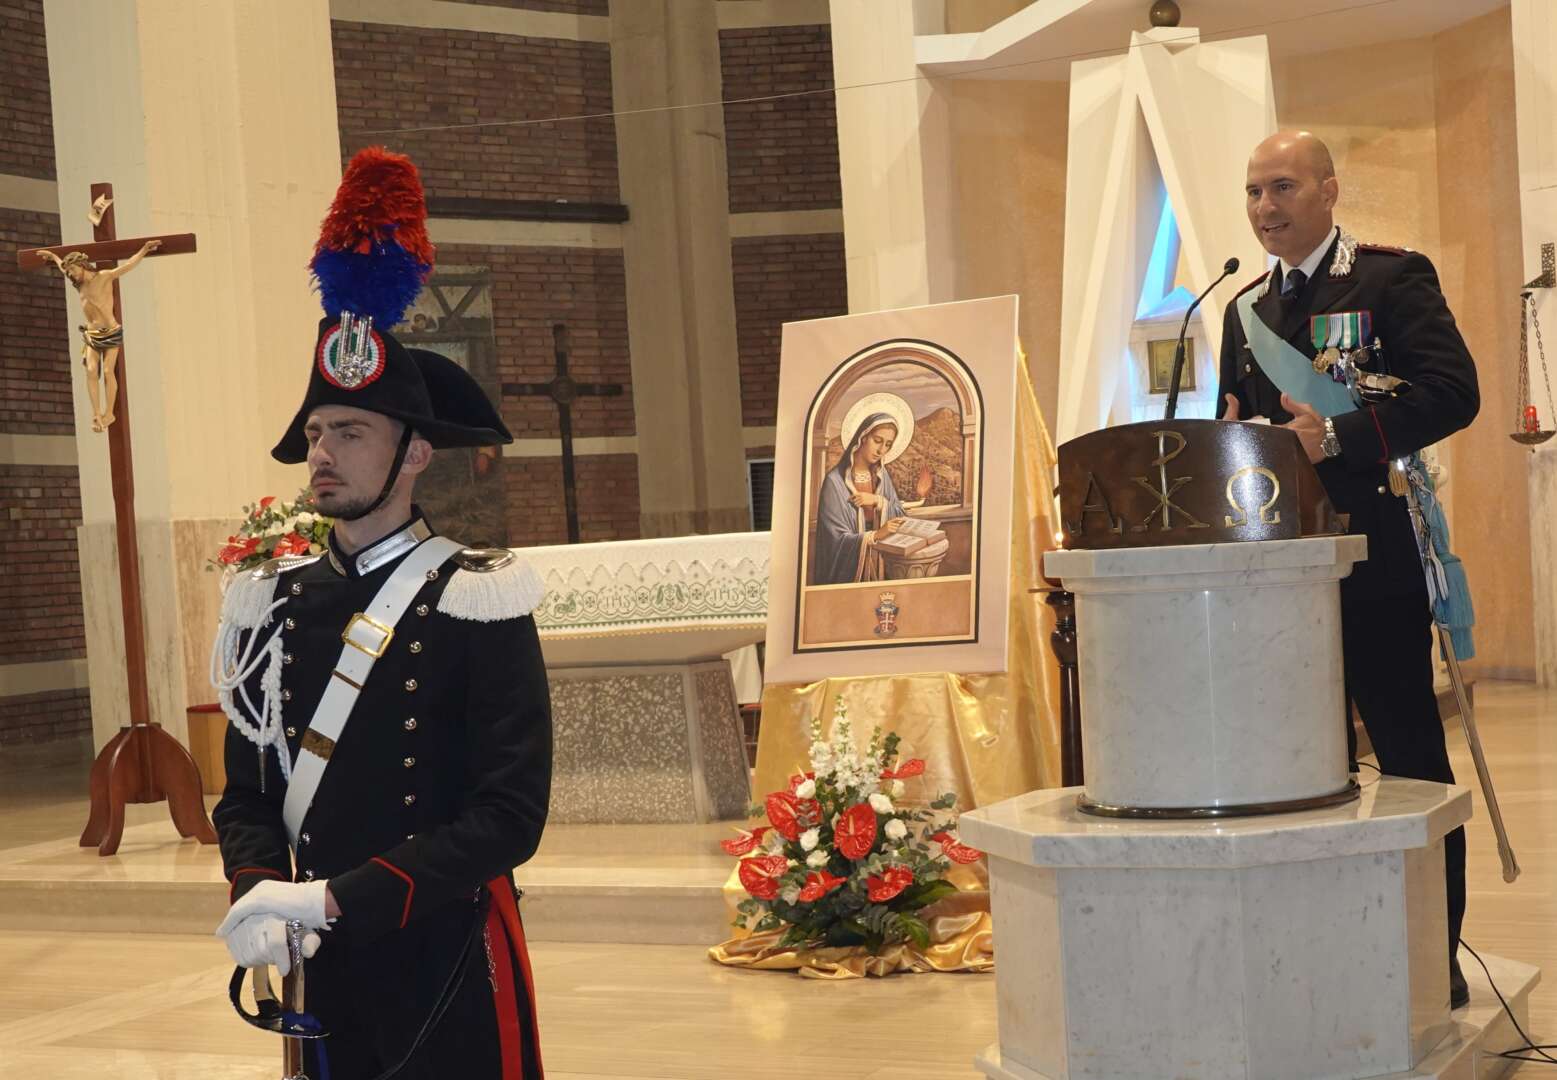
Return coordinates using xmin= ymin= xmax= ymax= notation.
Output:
xmin=228 ymin=920 xmax=328 ymax=1080
xmin=1399 ymin=459 xmax=1520 ymax=884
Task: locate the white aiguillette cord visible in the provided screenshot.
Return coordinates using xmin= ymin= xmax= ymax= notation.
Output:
xmin=282 ymin=536 xmax=461 ymax=846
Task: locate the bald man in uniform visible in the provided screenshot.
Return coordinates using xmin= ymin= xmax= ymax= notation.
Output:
xmin=1217 ymin=131 xmax=1479 ymax=1009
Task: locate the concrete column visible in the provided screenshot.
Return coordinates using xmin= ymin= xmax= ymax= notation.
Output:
xmin=43 ymin=0 xmax=341 ymax=746
xmin=608 ymin=0 xmax=749 ymax=537
xmin=828 ymin=0 xmax=956 ymax=313
xmin=1511 ymin=0 xmax=1557 ymax=685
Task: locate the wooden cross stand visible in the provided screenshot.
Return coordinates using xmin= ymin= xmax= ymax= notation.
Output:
xmin=502 ymin=323 xmax=624 ymax=543
xmin=17 ymin=182 xmax=215 ymax=856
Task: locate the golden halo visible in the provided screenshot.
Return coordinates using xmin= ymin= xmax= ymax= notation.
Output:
xmin=839 ymin=392 xmax=914 ymax=466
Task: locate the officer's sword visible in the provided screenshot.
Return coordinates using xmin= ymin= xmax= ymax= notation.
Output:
xmin=1399 ymin=461 xmax=1520 ymax=884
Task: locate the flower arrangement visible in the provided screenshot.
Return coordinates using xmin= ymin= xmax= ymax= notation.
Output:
xmin=725 ymin=697 xmax=982 ymax=954
xmin=210 ymin=489 xmax=333 ymax=574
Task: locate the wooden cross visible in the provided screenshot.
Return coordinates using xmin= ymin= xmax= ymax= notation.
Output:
xmin=502 ymin=323 xmax=624 ymax=543
xmin=17 ymin=182 xmax=212 ymax=856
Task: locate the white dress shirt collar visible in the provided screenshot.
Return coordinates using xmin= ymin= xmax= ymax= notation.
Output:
xmin=1279 ymin=225 xmax=1339 ymax=285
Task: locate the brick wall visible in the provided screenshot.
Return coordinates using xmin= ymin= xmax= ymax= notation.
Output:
xmin=0 ymin=689 xmax=92 ymax=749
xmin=731 ymin=233 xmax=848 ymax=427
xmin=0 ymin=210 xmax=72 ymax=434
xmin=719 ymin=24 xmax=841 ymax=213
xmin=0 ymin=466 xmax=84 ymax=665
xmin=436 ymin=243 xmax=633 ymax=438
xmin=0 ymin=0 xmax=55 ymax=180
xmin=505 ymin=452 xmax=639 ymax=545
xmin=332 ymin=20 xmax=618 ymax=204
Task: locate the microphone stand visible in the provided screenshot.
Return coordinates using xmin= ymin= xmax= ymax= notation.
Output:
xmin=1164 ymin=258 xmax=1239 ymax=420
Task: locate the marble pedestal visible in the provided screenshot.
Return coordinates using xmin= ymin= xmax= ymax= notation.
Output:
xmin=1045 ymin=536 xmax=1367 ymax=813
xmin=546 ymin=661 xmax=751 ymax=824
xmin=961 ymin=779 xmax=1477 ymax=1080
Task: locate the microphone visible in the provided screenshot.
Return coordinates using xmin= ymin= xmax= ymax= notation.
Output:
xmin=1164 ymin=256 xmax=1240 ymax=420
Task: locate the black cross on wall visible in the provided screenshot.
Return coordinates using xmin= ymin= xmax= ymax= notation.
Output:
xmin=502 ymin=323 xmax=624 ymax=543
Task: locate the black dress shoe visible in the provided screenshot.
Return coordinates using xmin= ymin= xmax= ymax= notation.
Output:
xmin=1450 ymin=954 xmax=1469 ymax=1009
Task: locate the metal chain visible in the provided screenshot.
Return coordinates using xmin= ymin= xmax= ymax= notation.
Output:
xmin=1532 ymin=292 xmax=1554 ymax=433
xmin=1518 ymin=292 xmax=1531 ymax=432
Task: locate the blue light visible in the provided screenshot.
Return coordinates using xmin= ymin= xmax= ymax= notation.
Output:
xmin=1135 ymin=195 xmax=1194 ymax=321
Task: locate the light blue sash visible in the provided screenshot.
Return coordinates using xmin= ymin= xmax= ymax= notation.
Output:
xmin=1235 ymin=285 xmax=1357 ymax=418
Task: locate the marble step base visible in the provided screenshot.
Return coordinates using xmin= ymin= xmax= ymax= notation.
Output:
xmin=0 ymin=819 xmax=736 ymax=946
xmin=975 ymin=950 xmax=1540 ymax=1080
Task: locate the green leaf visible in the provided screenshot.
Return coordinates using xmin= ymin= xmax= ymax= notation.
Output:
xmin=898 ymin=912 xmax=931 ymax=949
xmin=899 ymin=878 xmax=959 ymax=909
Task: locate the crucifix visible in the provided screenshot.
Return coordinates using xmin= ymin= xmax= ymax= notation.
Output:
xmin=502 ymin=323 xmax=624 ymax=543
xmin=17 ymin=182 xmax=213 ymax=856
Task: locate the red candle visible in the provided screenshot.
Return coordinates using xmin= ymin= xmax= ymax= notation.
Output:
xmin=1526 ymin=404 xmax=1540 ymax=433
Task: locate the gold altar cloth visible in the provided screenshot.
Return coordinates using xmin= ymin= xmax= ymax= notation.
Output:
xmin=749 ymin=359 xmax=1064 ymax=807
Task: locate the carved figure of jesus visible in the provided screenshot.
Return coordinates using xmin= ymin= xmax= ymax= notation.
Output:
xmin=39 ymin=238 xmax=160 ymax=432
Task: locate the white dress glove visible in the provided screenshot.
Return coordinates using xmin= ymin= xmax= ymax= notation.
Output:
xmin=215 ymin=878 xmax=332 ymax=939
xmin=222 ymin=913 xmax=321 ymax=975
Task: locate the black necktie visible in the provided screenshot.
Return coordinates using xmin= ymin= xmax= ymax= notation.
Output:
xmin=1282 ymin=267 xmax=1308 ymax=297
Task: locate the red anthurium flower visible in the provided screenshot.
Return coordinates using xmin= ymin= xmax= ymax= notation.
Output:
xmin=835 ymin=802 xmax=878 ymax=859
xmin=219 ymin=536 xmax=262 ymax=564
xmin=787 ymin=771 xmax=816 ymax=792
xmin=797 ymin=870 xmax=847 ymax=902
xmin=259 ymin=496 xmax=277 ymax=509
xmin=737 ymin=854 xmax=790 ymax=900
xmin=765 ymin=791 xmax=803 ymax=841
xmin=719 ymin=826 xmax=770 ymax=857
xmin=866 ymin=866 xmax=914 ymax=902
xmin=881 ymin=758 xmax=926 ymax=780
xmin=272 ymin=532 xmax=311 ymax=557
xmin=932 ymin=831 xmax=983 ymax=864
xmin=794 ymin=796 xmax=822 ymax=829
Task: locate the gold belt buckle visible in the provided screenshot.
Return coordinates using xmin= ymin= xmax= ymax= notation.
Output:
xmin=342 ymin=612 xmax=394 ymax=658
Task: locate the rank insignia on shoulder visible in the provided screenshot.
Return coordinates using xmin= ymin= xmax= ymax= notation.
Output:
xmin=437 ymin=549 xmax=545 ymax=622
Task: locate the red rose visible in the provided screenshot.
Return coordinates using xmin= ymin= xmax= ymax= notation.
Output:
xmin=719 ymin=826 xmax=770 ymax=857
xmin=737 ymin=854 xmax=790 ymax=900
xmin=881 ymin=758 xmax=926 ymax=780
xmin=932 ymin=831 xmax=983 ymax=865
xmin=866 ymin=865 xmax=914 ymax=902
xmin=835 ymin=802 xmax=878 ymax=860
xmin=797 ymin=870 xmax=847 ymax=902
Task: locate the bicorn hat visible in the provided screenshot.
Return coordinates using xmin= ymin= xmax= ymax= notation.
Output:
xmin=271 ymin=147 xmax=512 ymax=465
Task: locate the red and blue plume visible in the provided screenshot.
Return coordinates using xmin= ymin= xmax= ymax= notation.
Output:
xmin=309 ymin=147 xmax=436 ymax=326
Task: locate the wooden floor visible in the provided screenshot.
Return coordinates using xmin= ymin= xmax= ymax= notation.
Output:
xmin=1 ymin=679 xmax=1554 ymax=1078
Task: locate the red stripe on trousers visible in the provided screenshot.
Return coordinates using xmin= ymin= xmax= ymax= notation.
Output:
xmin=484 ymin=902 xmax=525 ymax=1079
xmin=488 ymin=878 xmax=544 ymax=1080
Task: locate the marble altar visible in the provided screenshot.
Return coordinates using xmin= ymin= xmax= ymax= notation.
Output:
xmin=524 ymin=532 xmax=768 ymax=823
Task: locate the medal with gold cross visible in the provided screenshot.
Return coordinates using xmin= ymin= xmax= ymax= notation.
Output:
xmin=1310 ymin=311 xmax=1373 ymax=375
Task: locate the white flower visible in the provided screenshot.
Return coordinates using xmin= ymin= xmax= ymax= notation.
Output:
xmin=795 ymin=778 xmax=816 ymax=799
xmin=296 ymin=512 xmax=316 ymax=528
xmin=869 ymin=792 xmax=894 ymax=814
xmin=885 ymin=818 xmax=908 ymax=841
xmin=780 ymin=885 xmax=800 ymax=905
xmin=763 ymin=830 xmax=785 ymax=853
xmin=890 ymin=779 xmax=905 ymax=798
xmin=806 ymin=849 xmax=829 ymax=868
xmin=800 ymin=827 xmax=820 ymax=852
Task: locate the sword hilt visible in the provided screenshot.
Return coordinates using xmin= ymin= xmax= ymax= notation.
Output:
xmin=282 ymin=920 xmax=309 ymax=1080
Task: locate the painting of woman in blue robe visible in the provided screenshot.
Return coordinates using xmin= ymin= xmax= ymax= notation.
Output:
xmin=810 ymin=413 xmax=908 ymax=585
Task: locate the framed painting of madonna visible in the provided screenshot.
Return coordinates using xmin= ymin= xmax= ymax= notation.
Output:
xmin=765 ymin=297 xmax=1021 ymax=683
